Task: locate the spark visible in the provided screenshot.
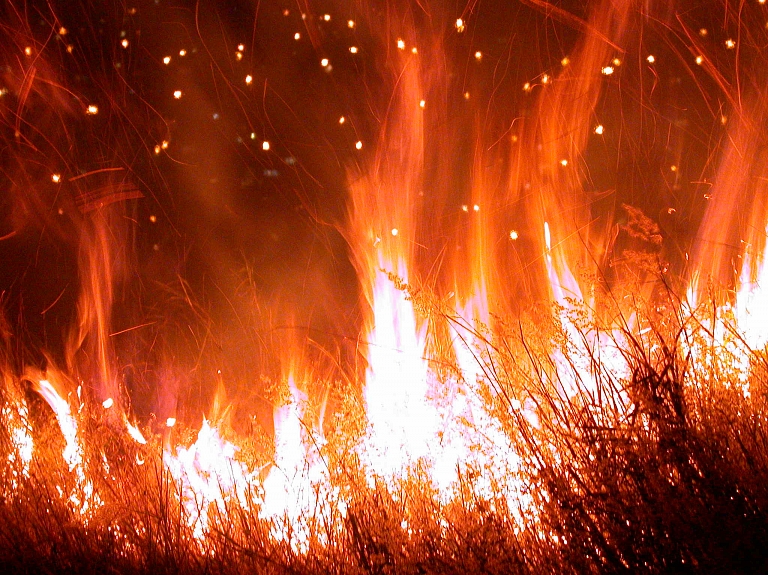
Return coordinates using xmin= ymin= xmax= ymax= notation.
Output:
xmin=419 ymin=99 xmax=425 ymax=108
xmin=473 ymin=204 xmax=480 ymax=212
xmin=154 ymin=145 xmax=161 ymax=154
xmin=561 ymin=56 xmax=570 ymax=66
xmin=67 ymin=45 xmax=74 ymax=53
xmin=461 ymin=205 xmax=469 ymax=212
xmin=236 ymin=52 xmax=243 ymax=60
xmin=509 ymin=230 xmax=519 ymax=240
xmin=411 ymin=47 xmax=418 ymax=54
xmin=102 ymin=398 xmax=114 ymax=409
xmin=173 ymin=90 xmax=182 ymax=99
xmin=348 ymin=20 xmax=355 ymax=28
xmin=594 ymin=124 xmax=604 ymax=135
xmin=237 ymin=43 xmax=245 ymax=51
xmin=320 ymin=58 xmax=329 ymax=67
xmin=699 ymin=28 xmax=708 ymax=36
xmin=464 ymin=91 xmax=471 ymax=99
xmin=474 ymin=51 xmax=483 ymax=61
xmin=86 ymin=104 xmax=99 ymax=115
xmin=51 ymin=174 xmax=61 ymax=183
xmin=323 ymin=14 xmax=331 ymax=21
xmin=696 ymin=55 xmax=704 ymax=65
xmin=59 ymin=26 xmax=67 ymax=35
xmin=24 ymin=47 xmax=32 ymax=56
xmin=121 ymin=39 xmax=129 ymax=48
xmin=349 ymin=46 xmax=358 ymax=54
xmin=166 ymin=417 xmax=176 ymax=427
xmin=670 ymin=165 xmax=678 ymax=172
xmin=523 ymin=82 xmax=532 ymax=92
xmin=294 ymin=32 xmax=301 ymax=40
xmin=456 ymin=18 xmax=465 ymax=32
xmin=397 ymin=39 xmax=405 ymax=50
xmin=355 ymin=140 xmax=363 ymax=150
xmin=163 ymin=56 xmax=171 ymax=64
xmin=560 ymin=159 xmax=568 ymax=166
xmin=262 ymin=141 xmax=270 ymax=151
xmin=245 ymin=74 xmax=253 ymax=84
xmin=646 ymin=54 xmax=655 ymax=63
xmin=250 ymin=132 xmax=257 ymax=139
xmin=612 ymin=57 xmax=621 ymax=66
xmin=161 ymin=140 xmax=169 ymax=149
xmin=282 ymin=8 xmax=289 ymax=16
xmin=179 ymin=49 xmax=187 ymax=56
xmin=541 ymin=74 xmax=550 ymax=84
xmin=391 ymin=228 xmax=399 ymax=236
xmin=339 ymin=116 xmax=346 ymax=124
xmin=601 ymin=66 xmax=614 ymax=75
xmin=725 ymin=39 xmax=736 ymax=49
xmin=149 ymin=215 xmax=157 ymax=223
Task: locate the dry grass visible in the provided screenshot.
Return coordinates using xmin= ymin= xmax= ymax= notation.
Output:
xmin=2 ymin=289 xmax=768 ymax=574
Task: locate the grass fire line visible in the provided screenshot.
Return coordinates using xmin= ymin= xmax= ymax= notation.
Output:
xmin=2 ymin=0 xmax=768 ymax=573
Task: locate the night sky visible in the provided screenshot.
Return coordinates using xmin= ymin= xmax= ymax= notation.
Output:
xmin=1 ymin=0 xmax=765 ymax=427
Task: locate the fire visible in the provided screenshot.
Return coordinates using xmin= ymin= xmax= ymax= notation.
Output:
xmin=35 ymin=379 xmax=83 ymax=472
xmin=3 ymin=0 xmax=768 ymax=570
xmin=2 ymin=391 xmax=33 ymax=489
xmin=260 ymin=374 xmax=333 ymax=550
xmin=358 ymin=261 xmax=436 ymax=480
xmin=736 ymin=222 xmax=768 ymax=354
xmin=31 ymin=376 xmax=101 ymax=516
xmin=163 ymin=418 xmax=253 ymax=540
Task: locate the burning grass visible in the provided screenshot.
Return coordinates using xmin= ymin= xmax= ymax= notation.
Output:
xmin=3 ymin=0 xmax=768 ymax=572
xmin=2 ymin=282 xmax=768 ymax=575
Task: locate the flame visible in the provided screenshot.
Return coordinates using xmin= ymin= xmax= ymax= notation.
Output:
xmin=736 ymin=221 xmax=768 ymax=353
xmin=685 ymin=97 xmax=768 ymax=392
xmin=357 ymin=260 xmax=438 ymax=481
xmin=123 ymin=416 xmax=147 ymax=445
xmin=344 ymin=13 xmax=443 ymax=484
xmin=260 ymin=373 xmax=333 ymax=551
xmin=35 ymin=379 xmax=84 ymax=472
xmin=163 ymin=418 xmax=253 ymax=540
xmin=2 ymin=392 xmax=33 ymax=489
xmin=32 ymin=376 xmax=100 ymax=515
xmin=5 ymin=0 xmax=768 ymax=563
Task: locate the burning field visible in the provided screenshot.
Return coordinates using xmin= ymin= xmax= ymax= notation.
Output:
xmin=2 ymin=0 xmax=768 ymax=572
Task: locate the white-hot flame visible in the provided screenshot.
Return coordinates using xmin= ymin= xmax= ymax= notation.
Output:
xmin=359 ymin=258 xmax=437 ymax=482
xmin=163 ymin=419 xmax=253 ymax=540
xmin=3 ymin=397 xmax=33 ymax=488
xmin=261 ymin=375 xmax=333 ymax=551
xmin=34 ymin=378 xmax=100 ymax=515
